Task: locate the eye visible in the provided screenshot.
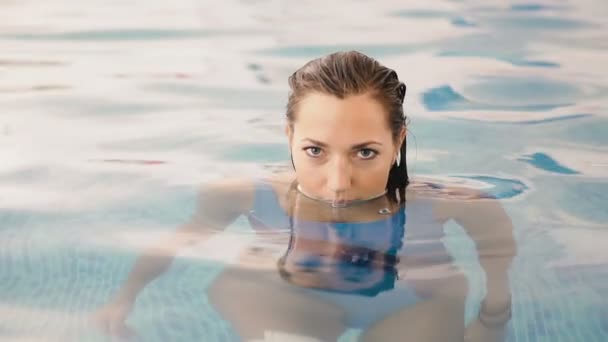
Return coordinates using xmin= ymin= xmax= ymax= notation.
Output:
xmin=357 ymin=148 xmax=377 ymax=160
xmin=303 ymin=146 xmax=323 ymax=157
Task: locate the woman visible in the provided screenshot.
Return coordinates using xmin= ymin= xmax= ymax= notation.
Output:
xmin=95 ymin=51 xmax=515 ymax=341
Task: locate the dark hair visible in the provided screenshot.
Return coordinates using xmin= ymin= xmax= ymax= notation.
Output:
xmin=286 ymin=51 xmax=408 ymax=203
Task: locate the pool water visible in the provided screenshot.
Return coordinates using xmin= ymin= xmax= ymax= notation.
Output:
xmin=1 ymin=0 xmax=607 ymax=341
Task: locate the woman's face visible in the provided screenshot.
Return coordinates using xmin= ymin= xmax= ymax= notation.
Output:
xmin=286 ymin=91 xmax=405 ymax=205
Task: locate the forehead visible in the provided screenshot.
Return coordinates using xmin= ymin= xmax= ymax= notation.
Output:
xmin=294 ymin=92 xmax=391 ymax=141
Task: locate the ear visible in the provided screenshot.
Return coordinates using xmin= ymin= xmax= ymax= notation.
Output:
xmin=397 ymin=126 xmax=407 ymax=148
xmin=285 ymin=124 xmax=294 ymax=150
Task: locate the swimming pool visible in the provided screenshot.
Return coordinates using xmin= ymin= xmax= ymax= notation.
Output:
xmin=1 ymin=0 xmax=607 ymax=341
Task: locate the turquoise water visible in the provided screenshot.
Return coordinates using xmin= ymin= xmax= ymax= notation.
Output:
xmin=1 ymin=0 xmax=607 ymax=341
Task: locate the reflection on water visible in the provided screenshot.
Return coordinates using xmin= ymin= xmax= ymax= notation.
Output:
xmin=1 ymin=0 xmax=607 ymax=341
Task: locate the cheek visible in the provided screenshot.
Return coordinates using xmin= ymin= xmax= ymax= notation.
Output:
xmin=351 ymin=155 xmax=394 ymax=189
xmin=293 ymin=154 xmax=324 ymax=185
xmin=295 ymin=171 xmax=325 ymax=191
xmin=355 ymin=165 xmax=391 ymax=188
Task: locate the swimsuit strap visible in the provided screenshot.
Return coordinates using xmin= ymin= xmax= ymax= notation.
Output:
xmin=247 ymin=180 xmax=291 ymax=231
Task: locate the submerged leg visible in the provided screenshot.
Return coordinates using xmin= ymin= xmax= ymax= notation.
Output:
xmin=360 ymin=295 xmax=465 ymax=342
xmin=208 ymin=267 xmax=345 ymax=341
xmin=360 ymin=275 xmax=468 ymax=342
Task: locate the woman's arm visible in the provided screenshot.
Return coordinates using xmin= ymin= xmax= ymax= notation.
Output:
xmin=453 ymin=198 xmax=515 ymax=309
xmin=94 ymin=179 xmax=254 ymax=337
xmin=439 ymin=190 xmax=517 ymax=341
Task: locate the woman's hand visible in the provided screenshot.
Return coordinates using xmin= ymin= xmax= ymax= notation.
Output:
xmin=465 ymin=318 xmax=506 ymax=342
xmin=466 ymin=298 xmax=511 ymax=342
xmin=92 ymin=297 xmax=137 ymax=339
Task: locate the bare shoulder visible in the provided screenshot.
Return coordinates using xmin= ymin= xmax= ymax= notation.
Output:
xmin=266 ymin=171 xmax=296 ymax=185
xmin=264 ymin=171 xmax=297 ymax=196
xmin=408 ymin=180 xmax=493 ymax=200
xmin=192 ymin=178 xmax=256 ymax=225
xmin=406 ymin=180 xmax=501 ymax=221
xmin=194 ymin=173 xmax=295 ymax=221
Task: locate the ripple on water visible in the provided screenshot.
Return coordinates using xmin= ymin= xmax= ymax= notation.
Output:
xmin=559 ymin=181 xmax=608 ymax=223
xmin=486 ymin=15 xmax=590 ymax=30
xmin=255 ymin=43 xmax=423 ymax=59
xmin=438 ymin=48 xmax=559 ymax=68
xmin=450 ymin=175 xmax=529 ymax=199
xmin=434 ymin=11 xmax=584 ymax=66
xmin=563 ymin=119 xmax=608 ymax=146
xmin=518 ymin=153 xmax=580 ymax=175
xmin=461 ymin=76 xmax=580 ymax=108
xmin=390 ymin=9 xmax=454 ymax=19
xmin=144 ymin=84 xmax=285 ymax=111
xmin=2 ymin=29 xmax=267 ymax=41
xmin=509 ymin=60 xmax=560 ymax=68
xmin=510 ymin=3 xmax=557 ymax=12
xmin=448 ymin=113 xmax=591 ymax=125
xmin=41 ymin=97 xmax=174 ymax=116
xmin=423 ymin=76 xmax=580 ymax=112
xmin=217 ymin=143 xmax=288 ymax=163
xmin=451 ymin=17 xmax=477 ymax=27
xmin=101 ymin=135 xmax=212 ymax=152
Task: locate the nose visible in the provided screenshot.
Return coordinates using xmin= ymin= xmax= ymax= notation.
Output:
xmin=326 ymin=157 xmax=352 ymax=195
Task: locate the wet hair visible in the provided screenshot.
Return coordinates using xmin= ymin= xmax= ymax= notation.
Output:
xmin=286 ymin=51 xmax=408 ymax=203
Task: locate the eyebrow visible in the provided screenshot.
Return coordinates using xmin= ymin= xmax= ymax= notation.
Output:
xmin=301 ymin=138 xmax=383 ymax=149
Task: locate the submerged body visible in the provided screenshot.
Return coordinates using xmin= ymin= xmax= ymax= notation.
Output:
xmin=205 ymin=175 xmax=495 ymax=341
xmin=94 ymin=173 xmax=513 ymax=341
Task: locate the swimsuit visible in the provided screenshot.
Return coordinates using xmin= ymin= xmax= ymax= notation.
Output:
xmin=245 ymin=180 xmax=462 ymax=329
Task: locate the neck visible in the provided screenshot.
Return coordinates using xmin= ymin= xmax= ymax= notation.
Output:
xmin=296 ymin=184 xmax=388 ymax=208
